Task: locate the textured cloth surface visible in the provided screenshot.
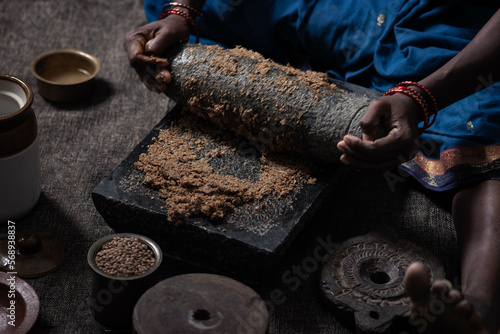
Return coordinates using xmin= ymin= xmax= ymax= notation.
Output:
xmin=0 ymin=1 xmax=458 ymax=333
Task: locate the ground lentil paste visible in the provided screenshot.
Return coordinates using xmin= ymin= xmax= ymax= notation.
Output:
xmin=135 ymin=115 xmax=316 ymax=224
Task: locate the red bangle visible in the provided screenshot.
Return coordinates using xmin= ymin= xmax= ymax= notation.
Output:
xmin=158 ymin=8 xmax=200 ymax=43
xmin=162 ymin=2 xmax=205 ymax=21
xmin=397 ymin=81 xmax=438 ymax=128
xmin=384 ymin=86 xmax=430 ymax=136
xmin=398 ymin=81 xmax=438 ymax=113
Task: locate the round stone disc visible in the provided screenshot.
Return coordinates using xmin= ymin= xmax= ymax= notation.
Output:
xmin=133 ymin=273 xmax=269 ymax=334
xmin=0 ymin=232 xmax=64 ymax=277
xmin=320 ymin=227 xmax=445 ymax=333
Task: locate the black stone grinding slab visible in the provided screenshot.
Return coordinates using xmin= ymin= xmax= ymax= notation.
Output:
xmin=92 ymin=80 xmax=382 ymax=282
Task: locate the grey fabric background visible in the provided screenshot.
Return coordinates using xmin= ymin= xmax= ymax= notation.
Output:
xmin=0 ymin=0 xmax=459 ymax=333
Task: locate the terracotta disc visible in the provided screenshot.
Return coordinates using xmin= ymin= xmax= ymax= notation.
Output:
xmin=133 ymin=273 xmax=269 ymax=334
xmin=320 ymin=227 xmax=445 ymax=333
xmin=0 ymin=232 xmax=64 ymax=278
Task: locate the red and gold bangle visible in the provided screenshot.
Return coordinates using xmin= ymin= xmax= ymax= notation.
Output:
xmin=396 ymin=81 xmax=438 ymax=128
xmin=383 ymin=86 xmax=430 ymax=135
xmin=162 ymin=2 xmax=205 ymax=20
xmin=158 ymin=8 xmax=200 ymax=43
xmin=398 ymin=81 xmax=438 ymax=113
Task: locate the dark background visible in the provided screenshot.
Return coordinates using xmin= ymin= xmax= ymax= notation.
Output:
xmin=0 ymin=1 xmax=459 ymax=333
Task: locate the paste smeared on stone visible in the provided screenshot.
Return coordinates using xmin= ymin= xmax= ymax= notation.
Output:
xmin=135 ymin=115 xmax=316 ymax=224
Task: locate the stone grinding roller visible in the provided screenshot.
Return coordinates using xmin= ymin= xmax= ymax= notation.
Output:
xmin=163 ymin=43 xmax=380 ymax=164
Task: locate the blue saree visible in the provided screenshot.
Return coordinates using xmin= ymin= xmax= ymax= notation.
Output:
xmin=145 ymin=0 xmax=500 ymax=191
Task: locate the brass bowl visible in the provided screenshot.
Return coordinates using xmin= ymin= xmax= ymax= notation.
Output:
xmin=30 ymin=49 xmax=100 ymax=103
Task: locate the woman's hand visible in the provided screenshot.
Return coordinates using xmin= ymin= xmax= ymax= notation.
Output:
xmin=337 ymin=93 xmax=422 ymax=173
xmin=123 ymin=15 xmax=191 ymax=92
xmin=337 ymin=8 xmax=500 ymax=174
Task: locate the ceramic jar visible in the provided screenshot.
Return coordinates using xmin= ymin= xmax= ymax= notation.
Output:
xmin=0 ymin=74 xmax=41 ymax=222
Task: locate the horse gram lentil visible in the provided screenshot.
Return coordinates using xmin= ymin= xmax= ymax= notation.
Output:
xmin=95 ymin=237 xmax=155 ymax=277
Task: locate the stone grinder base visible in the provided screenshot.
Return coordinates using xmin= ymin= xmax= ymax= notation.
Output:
xmin=92 ymin=79 xmax=381 ymax=282
xmin=92 ymin=104 xmax=336 ymax=282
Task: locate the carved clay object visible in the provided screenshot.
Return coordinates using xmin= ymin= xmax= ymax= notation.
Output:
xmin=320 ymin=226 xmax=445 ymax=333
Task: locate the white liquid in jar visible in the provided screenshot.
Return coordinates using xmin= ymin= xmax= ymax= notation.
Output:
xmin=0 ymin=92 xmax=22 ymax=117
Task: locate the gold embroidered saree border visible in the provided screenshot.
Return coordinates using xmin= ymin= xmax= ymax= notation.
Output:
xmin=412 ymin=144 xmax=500 ymax=176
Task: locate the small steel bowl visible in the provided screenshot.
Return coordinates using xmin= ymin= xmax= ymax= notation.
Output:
xmin=87 ymin=233 xmax=162 ymax=280
xmin=30 ymin=49 xmax=100 ymax=103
